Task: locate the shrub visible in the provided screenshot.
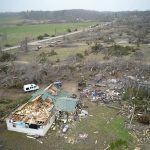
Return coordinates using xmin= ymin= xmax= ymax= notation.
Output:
xmin=10 ymin=80 xmax=24 ymax=89
xmin=91 ymin=43 xmax=103 ymax=53
xmin=56 ymin=58 xmax=60 ymax=63
xmin=103 ymin=55 xmax=110 ymax=60
xmin=37 ymin=52 xmax=48 ymax=64
xmin=67 ymin=28 xmax=71 ymax=33
xmin=84 ymin=50 xmax=89 ymax=56
xmin=122 ymin=87 xmax=150 ymax=113
xmin=4 ymin=44 xmax=12 ymax=47
xmin=109 ymin=139 xmax=128 ymax=150
xmin=51 ymin=34 xmax=55 ymax=37
xmin=108 ymin=45 xmax=136 ymax=56
xmin=43 ymin=33 xmax=49 ymax=37
xmin=0 ymin=64 xmax=9 ymax=73
xmin=0 ymin=52 xmax=16 ymax=62
xmin=48 ymin=50 xmax=57 ymax=56
xmin=37 ymin=35 xmax=44 ymax=40
xmin=76 ymin=53 xmax=84 ymax=59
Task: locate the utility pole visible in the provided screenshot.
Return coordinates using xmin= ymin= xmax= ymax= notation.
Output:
xmin=55 ymin=28 xmax=56 ymax=36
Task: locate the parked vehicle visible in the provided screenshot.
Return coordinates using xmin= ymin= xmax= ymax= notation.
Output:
xmin=23 ymin=84 xmax=39 ymax=92
xmin=53 ymin=81 xmax=62 ymax=88
xmin=62 ymin=124 xmax=69 ymax=133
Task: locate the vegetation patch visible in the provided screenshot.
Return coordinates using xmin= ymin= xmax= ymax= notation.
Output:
xmin=0 ymin=96 xmax=30 ymax=118
xmin=109 ymin=139 xmax=128 ymax=150
xmin=108 ymin=45 xmax=136 ymax=56
xmin=0 ymin=52 xmax=16 ymax=62
xmin=65 ymin=104 xmax=133 ymax=150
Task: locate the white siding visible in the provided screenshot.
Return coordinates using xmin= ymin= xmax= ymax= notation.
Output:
xmin=6 ymin=114 xmax=55 ymax=136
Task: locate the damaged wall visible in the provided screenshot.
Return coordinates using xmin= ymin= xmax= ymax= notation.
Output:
xmin=6 ymin=114 xmax=55 ymax=136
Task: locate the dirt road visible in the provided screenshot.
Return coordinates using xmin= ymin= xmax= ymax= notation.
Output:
xmin=2 ymin=29 xmax=88 ymax=51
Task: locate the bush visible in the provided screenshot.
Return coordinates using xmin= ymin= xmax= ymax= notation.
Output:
xmin=108 ymin=45 xmax=136 ymax=56
xmin=109 ymin=139 xmax=128 ymax=150
xmin=84 ymin=50 xmax=89 ymax=56
xmin=122 ymin=87 xmax=149 ymax=102
xmin=37 ymin=35 xmax=44 ymax=40
xmin=76 ymin=53 xmax=84 ymax=58
xmin=91 ymin=43 xmax=103 ymax=53
xmin=10 ymin=80 xmax=24 ymax=89
xmin=43 ymin=33 xmax=49 ymax=37
xmin=48 ymin=50 xmax=57 ymax=56
xmin=0 ymin=52 xmax=16 ymax=62
xmin=4 ymin=44 xmax=12 ymax=47
xmin=122 ymin=87 xmax=150 ymax=113
xmin=0 ymin=64 xmax=9 ymax=73
xmin=51 ymin=34 xmax=55 ymax=37
xmin=56 ymin=58 xmax=60 ymax=63
xmin=103 ymin=55 xmax=110 ymax=60
xmin=67 ymin=28 xmax=71 ymax=33
xmin=37 ymin=52 xmax=48 ymax=64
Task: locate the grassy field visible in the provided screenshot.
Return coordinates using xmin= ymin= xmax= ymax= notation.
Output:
xmin=0 ymin=101 xmax=134 ymax=150
xmin=64 ymin=102 xmax=133 ymax=150
xmin=16 ymin=43 xmax=88 ymax=63
xmin=0 ymin=22 xmax=97 ymax=46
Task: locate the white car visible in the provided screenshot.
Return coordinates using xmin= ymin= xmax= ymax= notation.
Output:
xmin=62 ymin=125 xmax=69 ymax=133
xmin=23 ymin=84 xmax=39 ymax=92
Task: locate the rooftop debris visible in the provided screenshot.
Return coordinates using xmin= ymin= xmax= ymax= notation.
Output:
xmin=9 ymin=95 xmax=54 ymax=125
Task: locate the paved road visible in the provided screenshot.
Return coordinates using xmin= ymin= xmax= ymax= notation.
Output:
xmin=2 ymin=29 xmax=87 ymax=51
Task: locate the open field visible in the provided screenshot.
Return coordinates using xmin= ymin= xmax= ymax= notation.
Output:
xmin=0 ymin=22 xmax=98 ymax=46
xmin=16 ymin=42 xmax=88 ymax=63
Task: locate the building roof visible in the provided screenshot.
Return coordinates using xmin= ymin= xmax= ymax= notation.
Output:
xmin=30 ymin=84 xmax=79 ymax=113
xmin=9 ymin=96 xmax=54 ymax=125
xmin=53 ymin=97 xmax=78 ymax=112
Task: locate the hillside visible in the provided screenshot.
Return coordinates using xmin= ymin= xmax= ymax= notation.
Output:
xmin=0 ymin=9 xmax=150 ymax=25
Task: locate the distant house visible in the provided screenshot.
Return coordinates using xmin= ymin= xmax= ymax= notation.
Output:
xmin=6 ymin=84 xmax=79 ymax=136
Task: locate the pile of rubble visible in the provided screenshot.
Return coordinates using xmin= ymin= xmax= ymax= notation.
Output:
xmin=78 ymin=73 xmax=150 ymax=146
xmin=79 ymin=76 xmax=124 ymax=104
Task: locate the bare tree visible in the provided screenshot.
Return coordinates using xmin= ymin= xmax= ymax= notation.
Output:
xmin=0 ymin=46 xmax=2 ymax=53
xmin=20 ymin=37 xmax=28 ymax=52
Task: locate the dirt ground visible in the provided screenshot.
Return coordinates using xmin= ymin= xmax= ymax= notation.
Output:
xmin=0 ymin=88 xmax=30 ymax=101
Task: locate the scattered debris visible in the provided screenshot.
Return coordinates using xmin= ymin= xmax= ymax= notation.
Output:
xmin=95 ymin=139 xmax=97 ymax=144
xmin=79 ymin=110 xmax=88 ymax=117
xmin=79 ymin=133 xmax=88 ymax=139
xmin=134 ymin=147 xmax=141 ymax=150
xmin=93 ymin=131 xmax=99 ymax=134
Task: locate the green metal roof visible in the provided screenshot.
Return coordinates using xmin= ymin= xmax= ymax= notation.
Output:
xmin=53 ymin=97 xmax=78 ymax=112
xmin=29 ymin=88 xmax=79 ymax=112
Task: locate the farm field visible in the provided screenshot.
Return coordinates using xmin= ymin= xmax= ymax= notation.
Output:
xmin=0 ymin=22 xmax=98 ymax=46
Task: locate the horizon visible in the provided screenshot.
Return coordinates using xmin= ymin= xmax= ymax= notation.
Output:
xmin=0 ymin=9 xmax=150 ymax=13
xmin=0 ymin=0 xmax=150 ymax=12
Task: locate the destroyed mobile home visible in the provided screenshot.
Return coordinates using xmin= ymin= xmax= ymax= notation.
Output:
xmin=6 ymin=84 xmax=79 ymax=136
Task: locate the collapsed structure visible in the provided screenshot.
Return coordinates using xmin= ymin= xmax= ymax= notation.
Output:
xmin=6 ymin=84 xmax=79 ymax=136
